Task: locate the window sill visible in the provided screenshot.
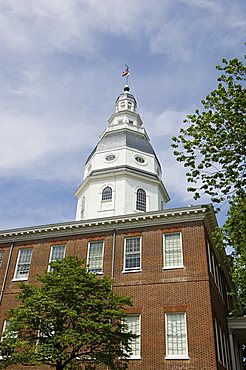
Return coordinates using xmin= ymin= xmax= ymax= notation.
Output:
xmin=12 ymin=277 xmax=28 ymax=282
xmin=129 ymin=356 xmax=141 ymax=360
xmin=163 ymin=266 xmax=184 ymax=270
xmin=98 ymin=208 xmax=115 ymax=212
xmin=165 ymin=355 xmax=189 ymax=360
xmin=122 ymin=269 xmax=142 ymax=273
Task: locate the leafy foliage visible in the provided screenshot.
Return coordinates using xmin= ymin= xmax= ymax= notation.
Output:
xmin=0 ymin=256 xmax=135 ymax=370
xmin=172 ymin=57 xmax=246 ymax=206
xmin=172 ymin=55 xmax=246 ymax=310
xmin=219 ymin=196 xmax=246 ymax=311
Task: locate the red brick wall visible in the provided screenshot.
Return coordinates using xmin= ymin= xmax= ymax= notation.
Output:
xmin=0 ymin=220 xmax=229 ymax=369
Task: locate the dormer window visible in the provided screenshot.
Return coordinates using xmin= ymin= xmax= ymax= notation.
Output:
xmin=102 ymin=186 xmax=112 ymax=201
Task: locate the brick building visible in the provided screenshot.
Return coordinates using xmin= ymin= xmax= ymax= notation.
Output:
xmin=0 ymin=84 xmax=245 ymax=369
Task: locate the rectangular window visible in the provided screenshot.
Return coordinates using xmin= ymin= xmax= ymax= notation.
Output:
xmin=87 ymin=241 xmax=104 ymax=273
xmin=1 ymin=320 xmax=17 ymax=342
xmin=0 ymin=251 xmax=3 ymax=266
xmin=13 ymin=249 xmax=32 ymax=280
xmin=125 ymin=315 xmax=141 ymax=359
xmin=163 ymin=233 xmax=183 ymax=269
xmin=0 ymin=320 xmax=17 ymax=359
xmin=1 ymin=320 xmax=10 ymax=342
xmin=214 ymin=318 xmax=221 ymax=363
xmin=165 ymin=313 xmax=188 ymax=359
xmin=48 ymin=245 xmax=65 ymax=271
xmin=124 ymin=237 xmax=141 ymax=272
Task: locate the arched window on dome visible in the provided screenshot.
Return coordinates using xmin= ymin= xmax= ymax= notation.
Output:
xmin=136 ymin=188 xmax=146 ymax=212
xmin=102 ymin=186 xmax=112 ymax=201
xmin=80 ymin=196 xmax=85 ymax=218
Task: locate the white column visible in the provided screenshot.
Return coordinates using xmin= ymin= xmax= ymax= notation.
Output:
xmin=229 ymin=332 xmax=237 ymax=370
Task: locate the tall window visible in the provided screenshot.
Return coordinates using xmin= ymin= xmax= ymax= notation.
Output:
xmin=80 ymin=196 xmax=85 ymax=218
xmin=136 ymin=189 xmax=146 ymax=211
xmin=125 ymin=315 xmax=141 ymax=359
xmin=165 ymin=313 xmax=188 ymax=359
xmin=124 ymin=237 xmax=141 ymax=272
xmin=87 ymin=241 xmax=104 ymax=273
xmin=1 ymin=320 xmax=17 ymax=343
xmin=102 ymin=186 xmax=112 ymax=201
xmin=48 ymin=245 xmax=65 ymax=271
xmin=13 ymin=249 xmax=32 ymax=280
xmin=163 ymin=233 xmax=183 ymax=269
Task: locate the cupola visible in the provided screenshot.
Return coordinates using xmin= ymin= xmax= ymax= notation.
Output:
xmin=75 ymin=83 xmax=170 ymax=221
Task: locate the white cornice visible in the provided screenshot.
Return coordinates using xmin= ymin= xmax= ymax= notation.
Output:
xmin=0 ymin=205 xmax=216 ymax=243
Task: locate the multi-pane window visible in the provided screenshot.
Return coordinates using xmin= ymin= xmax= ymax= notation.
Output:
xmin=136 ymin=188 xmax=146 ymax=211
xmin=125 ymin=315 xmax=141 ymax=358
xmin=124 ymin=237 xmax=141 ymax=272
xmin=214 ymin=318 xmax=231 ymax=369
xmin=80 ymin=196 xmax=85 ymax=218
xmin=0 ymin=320 xmax=17 ymax=359
xmin=13 ymin=249 xmax=32 ymax=280
xmin=163 ymin=233 xmax=183 ymax=268
xmin=48 ymin=245 xmax=65 ymax=271
xmin=102 ymin=186 xmax=112 ymax=201
xmin=1 ymin=320 xmax=17 ymax=340
xmin=165 ymin=313 xmax=188 ymax=359
xmin=87 ymin=241 xmax=104 ymax=273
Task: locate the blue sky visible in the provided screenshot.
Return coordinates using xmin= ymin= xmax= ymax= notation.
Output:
xmin=0 ymin=0 xmax=245 ymax=230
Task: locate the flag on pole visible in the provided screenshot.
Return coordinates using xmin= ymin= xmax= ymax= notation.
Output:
xmin=122 ymin=65 xmax=130 ymax=77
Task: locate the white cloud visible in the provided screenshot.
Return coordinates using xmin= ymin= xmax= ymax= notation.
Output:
xmin=0 ymin=0 xmax=244 ymax=60
xmin=0 ymin=110 xmax=98 ymax=175
xmin=0 ymin=0 xmax=244 ymax=229
xmin=143 ymin=108 xmax=188 ymax=137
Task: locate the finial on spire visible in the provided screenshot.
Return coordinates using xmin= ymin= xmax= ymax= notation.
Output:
xmin=124 ymin=84 xmax=130 ymax=92
xmin=122 ymin=65 xmax=130 ymax=85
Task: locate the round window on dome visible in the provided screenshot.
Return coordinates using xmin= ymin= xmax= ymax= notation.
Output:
xmin=105 ymin=154 xmax=116 ymax=162
xmin=135 ymin=156 xmax=145 ymax=164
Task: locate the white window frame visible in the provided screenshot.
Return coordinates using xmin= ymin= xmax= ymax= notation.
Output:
xmin=80 ymin=196 xmax=85 ymax=218
xmin=165 ymin=313 xmax=189 ymax=360
xmin=1 ymin=320 xmax=17 ymax=342
xmin=13 ymin=249 xmax=32 ymax=281
xmin=124 ymin=315 xmax=141 ymax=359
xmin=136 ymin=188 xmax=146 ymax=212
xmin=163 ymin=233 xmax=184 ymax=269
xmin=48 ymin=245 xmax=66 ymax=272
xmin=214 ymin=318 xmax=222 ymax=363
xmin=1 ymin=320 xmax=10 ymax=342
xmin=123 ymin=237 xmax=142 ymax=273
xmin=87 ymin=241 xmax=104 ymax=274
xmin=101 ymin=186 xmax=113 ymax=202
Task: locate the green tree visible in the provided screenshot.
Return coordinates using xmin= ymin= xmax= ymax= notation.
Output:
xmin=0 ymin=256 xmax=135 ymax=370
xmin=219 ymin=196 xmax=246 ymax=311
xmin=172 ymin=55 xmax=246 ymax=309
